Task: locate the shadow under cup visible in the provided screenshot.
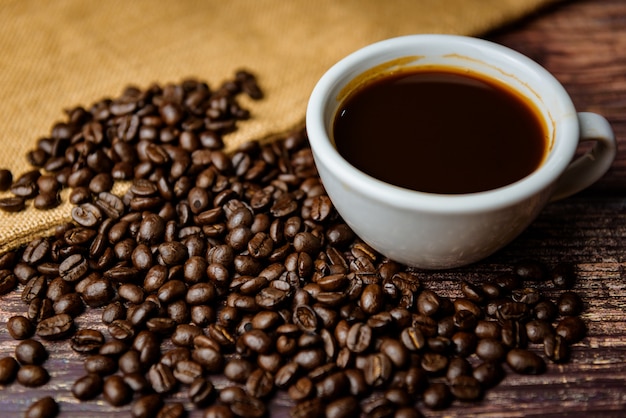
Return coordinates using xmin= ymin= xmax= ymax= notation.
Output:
xmin=306 ymin=35 xmax=608 ymax=269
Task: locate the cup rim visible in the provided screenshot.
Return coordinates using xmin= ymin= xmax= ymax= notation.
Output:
xmin=306 ymin=34 xmax=579 ymax=214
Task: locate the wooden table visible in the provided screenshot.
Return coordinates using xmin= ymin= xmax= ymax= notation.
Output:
xmin=1 ymin=0 xmax=625 ymax=416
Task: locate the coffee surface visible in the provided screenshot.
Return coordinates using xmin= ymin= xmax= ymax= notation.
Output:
xmin=333 ymin=68 xmax=548 ymax=194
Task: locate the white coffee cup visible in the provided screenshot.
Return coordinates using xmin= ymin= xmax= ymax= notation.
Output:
xmin=306 ymin=34 xmax=617 ymax=269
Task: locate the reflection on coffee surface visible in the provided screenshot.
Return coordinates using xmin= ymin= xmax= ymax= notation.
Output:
xmin=333 ymin=67 xmax=548 ymax=194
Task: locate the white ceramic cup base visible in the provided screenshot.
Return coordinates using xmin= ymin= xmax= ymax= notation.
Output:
xmin=306 ymin=35 xmax=617 ymax=269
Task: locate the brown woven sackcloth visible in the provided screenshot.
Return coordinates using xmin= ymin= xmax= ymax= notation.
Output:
xmin=0 ymin=0 xmax=559 ymax=254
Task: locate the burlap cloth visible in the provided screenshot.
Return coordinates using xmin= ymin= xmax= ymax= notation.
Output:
xmin=0 ymin=0 xmax=558 ymax=254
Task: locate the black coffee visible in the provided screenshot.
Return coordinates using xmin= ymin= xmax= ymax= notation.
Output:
xmin=333 ymin=67 xmax=548 ymax=194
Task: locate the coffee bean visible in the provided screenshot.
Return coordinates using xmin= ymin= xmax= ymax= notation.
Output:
xmin=36 ymin=313 xmax=74 ymax=340
xmin=156 ymin=402 xmax=186 ymax=418
xmin=446 ymin=357 xmax=472 ymax=381
xmin=17 ymin=364 xmax=49 ymax=387
xmin=475 ymin=338 xmax=506 ymax=362
xmin=132 ymin=393 xmax=164 ymax=418
xmin=148 ymin=363 xmax=177 ymax=394
xmin=72 ymin=373 xmax=104 ymax=400
xmin=15 ymin=339 xmax=48 ymax=365
xmin=551 ymin=262 xmax=576 ymax=289
xmin=473 ymin=361 xmax=505 ymax=388
xmin=246 ymin=367 xmax=274 ymax=398
xmin=0 ymin=356 xmax=19 ymax=384
xmin=506 ymin=348 xmax=546 ymax=374
xmin=346 ymin=323 xmax=372 ymax=353
xmin=544 ymin=333 xmax=570 ymax=363
xmin=423 ymin=382 xmax=452 ymax=409
xmin=534 ymin=300 xmax=558 ymax=321
xmin=556 ymin=316 xmax=587 ymax=343
xmin=103 ymin=374 xmax=133 ymax=406
xmin=526 ymin=320 xmax=554 ymax=343
xmin=449 ymin=375 xmax=483 ymax=401
xmin=0 ymin=269 xmax=18 ymax=295
xmin=203 ymin=405 xmax=235 ymax=418
xmin=325 ymin=396 xmax=359 ymax=418
xmin=557 ymin=291 xmax=584 ymax=316
xmin=514 ymin=260 xmax=548 ymax=281
xmin=7 ymin=315 xmax=34 ymax=340
xmin=0 ymin=196 xmax=26 ymax=212
xmin=0 ymin=168 xmax=12 ymax=191
xmin=84 ymin=354 xmax=118 ymax=375
xmin=25 ymin=396 xmax=59 ymax=418
xmin=400 ymin=326 xmax=426 ymax=351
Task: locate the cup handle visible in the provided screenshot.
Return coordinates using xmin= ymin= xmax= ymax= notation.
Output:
xmin=549 ymin=112 xmax=617 ymax=202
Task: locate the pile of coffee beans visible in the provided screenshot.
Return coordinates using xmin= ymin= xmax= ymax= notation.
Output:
xmin=0 ymin=74 xmax=587 ymax=418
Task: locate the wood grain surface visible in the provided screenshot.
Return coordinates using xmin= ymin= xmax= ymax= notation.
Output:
xmin=1 ymin=0 xmax=626 ymax=417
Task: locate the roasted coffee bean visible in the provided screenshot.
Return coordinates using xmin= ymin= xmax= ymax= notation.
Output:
xmin=15 ymin=339 xmax=47 ymax=365
xmin=534 ymin=300 xmax=558 ymax=321
xmin=0 ymin=269 xmax=18 ymax=295
xmin=473 ymin=361 xmax=505 ymax=388
xmin=421 ymin=352 xmax=449 ymax=375
xmin=22 ymin=275 xmax=47 ymax=304
xmin=148 ymin=363 xmax=177 ymax=394
xmin=192 ymin=347 xmax=224 ymax=373
xmin=229 ymin=394 xmax=267 ymax=418
xmin=346 ymin=322 xmax=372 ymax=353
xmin=544 ymin=334 xmax=570 ymax=363
xmin=556 ymin=316 xmax=587 ymax=343
xmin=474 ymin=320 xmax=501 ymax=340
xmin=72 ymin=373 xmax=104 ymax=400
xmin=17 ymin=364 xmax=49 ymax=387
xmin=224 ymin=358 xmax=254 ymax=383
xmin=108 ymin=319 xmax=136 ymax=341
xmin=525 ymin=320 xmax=554 ymax=343
xmin=551 ymin=262 xmax=576 ymax=289
xmin=36 ymin=313 xmax=74 ymax=340
xmin=27 ymin=297 xmax=54 ymax=323
xmin=7 ymin=314 xmax=34 ymax=340
xmin=157 ymin=402 xmax=186 ymax=418
xmin=103 ymin=374 xmax=133 ymax=406
xmin=446 ymin=357 xmax=472 ymax=381
xmin=506 ymin=348 xmax=546 ymax=374
xmin=132 ymin=393 xmax=164 ymax=418
xmin=84 ymin=354 xmax=118 ymax=375
xmin=557 ymin=291 xmax=584 ymax=316
xmin=25 ymin=396 xmax=59 ymax=418
xmin=475 ymin=338 xmax=506 ymax=362
xmin=400 ymin=326 xmax=426 ymax=351
xmin=203 ymin=404 xmax=235 ymax=418
xmin=449 ymin=375 xmax=483 ymax=401
xmin=102 ymin=301 xmax=126 ymax=325
xmin=514 ymin=260 xmax=548 ymax=281
xmin=0 ymin=168 xmax=12 ymax=191
xmin=423 ymin=382 xmax=452 ymax=410
xmin=172 ymin=359 xmax=204 ymax=385
xmin=53 ymin=292 xmax=84 ymax=317
xmin=246 ymin=367 xmax=275 ymax=398
xmin=0 ymin=356 xmax=20 ymax=384
xmin=0 ymin=196 xmax=26 ymax=212
xmin=325 ymin=396 xmax=359 ymax=418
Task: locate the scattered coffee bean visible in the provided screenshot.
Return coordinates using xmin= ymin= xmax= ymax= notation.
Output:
xmin=25 ymin=396 xmax=59 ymax=418
xmin=0 ymin=356 xmax=20 ymax=384
xmin=506 ymin=348 xmax=546 ymax=375
xmin=72 ymin=373 xmax=104 ymax=400
xmin=7 ymin=315 xmax=34 ymax=340
xmin=15 ymin=339 xmax=48 ymax=365
xmin=17 ymin=364 xmax=49 ymax=387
